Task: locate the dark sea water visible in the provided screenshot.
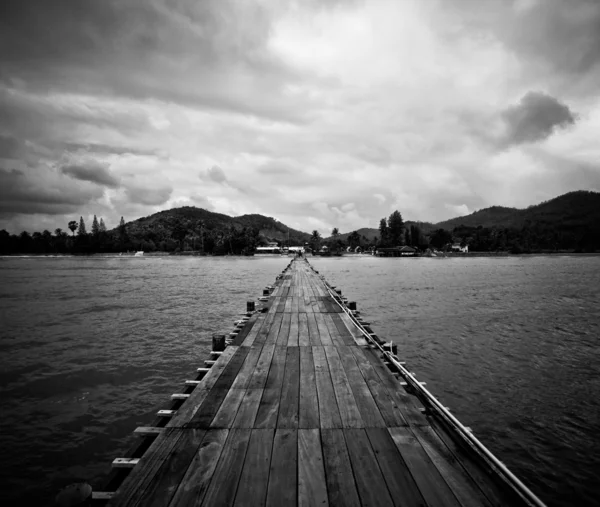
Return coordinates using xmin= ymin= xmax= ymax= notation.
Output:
xmin=1 ymin=255 xmax=599 ymax=506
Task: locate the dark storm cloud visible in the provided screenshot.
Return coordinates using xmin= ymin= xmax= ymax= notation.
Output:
xmin=506 ymin=0 xmax=600 ymax=78
xmin=125 ymin=185 xmax=173 ymax=206
xmin=446 ymin=0 xmax=600 ymax=91
xmin=0 ymin=135 xmax=20 ymax=159
xmin=206 ymin=165 xmax=228 ymax=184
xmin=63 ymin=142 xmax=165 ymax=158
xmin=0 ymin=168 xmax=104 ymax=215
xmin=61 ymin=163 xmax=120 ymax=188
xmin=501 ymin=91 xmax=576 ymax=146
xmin=0 ymin=0 xmax=309 ymax=123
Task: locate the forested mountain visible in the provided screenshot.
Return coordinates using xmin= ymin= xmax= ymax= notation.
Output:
xmin=329 ymin=191 xmax=600 ymax=252
xmin=1 ymin=191 xmax=598 ymax=254
xmin=433 ymin=191 xmax=600 ymax=252
xmin=128 ymin=207 xmax=311 ymax=244
xmin=0 ymin=207 xmax=311 ymax=255
xmin=435 ymin=191 xmax=600 ymax=230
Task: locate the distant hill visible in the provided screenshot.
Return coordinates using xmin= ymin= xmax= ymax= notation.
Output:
xmin=125 ymin=206 xmax=311 ymax=244
xmin=433 ymin=191 xmax=600 ymax=231
xmin=331 ymin=221 xmax=435 ymax=242
xmin=333 ymin=228 xmax=379 ymax=242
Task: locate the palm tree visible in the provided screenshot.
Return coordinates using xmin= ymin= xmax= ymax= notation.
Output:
xmin=331 ymin=227 xmax=340 ymax=252
xmin=310 ymin=230 xmax=321 ymax=252
xmin=68 ymin=221 xmax=78 ymax=236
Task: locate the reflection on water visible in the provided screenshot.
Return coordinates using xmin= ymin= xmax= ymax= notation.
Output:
xmin=1 ymin=255 xmax=599 ymax=506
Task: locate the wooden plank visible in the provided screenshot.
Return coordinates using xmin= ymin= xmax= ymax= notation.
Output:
xmin=297 ymin=295 xmax=307 ymax=313
xmin=210 ymin=388 xmax=246 ymax=428
xmin=167 ymin=346 xmax=239 ymax=427
xmin=233 ymin=312 xmax=260 ymax=346
xmin=266 ymin=429 xmax=298 ymax=507
xmin=307 ymin=312 xmax=321 ymax=345
xmin=264 ymin=346 xmax=287 ymax=389
xmin=234 ymin=429 xmax=275 ymax=507
xmin=349 ymin=346 xmax=408 ymax=427
xmin=411 ymin=425 xmax=494 ymax=507
xmin=298 ymin=313 xmax=310 ymax=347
xmin=323 ymin=346 xmax=364 ymax=428
xmin=284 ymin=297 xmax=293 ymax=312
xmin=254 ymin=388 xmax=281 ymax=430
xmin=253 ymin=310 xmax=277 ymax=346
xmin=361 ymin=349 xmax=428 ymax=426
xmin=277 ymin=296 xmax=286 ymax=313
xmin=314 ymin=313 xmax=334 ymax=346
xmin=344 ymin=428 xmax=395 ymax=507
xmin=127 ymin=429 xmax=206 ymax=507
xmin=247 ymin=344 xmax=276 ymax=389
xmin=336 ymin=346 xmax=386 ymax=428
xmin=426 ymin=418 xmax=520 ymax=507
xmin=331 ymin=313 xmax=360 ymax=346
xmin=255 ymin=347 xmax=287 ymax=428
xmin=239 ymin=312 xmax=266 ymax=347
xmin=292 ymin=295 xmax=300 ymax=313
xmin=334 ymin=310 xmax=368 ymax=346
xmin=365 ymin=428 xmax=426 ymax=507
xmin=299 ymin=346 xmax=319 ymax=429
xmin=264 ymin=313 xmax=283 ymax=345
xmin=277 ymin=312 xmax=292 ymax=346
xmin=230 ymin=345 xmax=264 ymax=390
xmin=321 ymin=429 xmax=361 ymax=507
xmin=287 ymin=312 xmax=299 ymax=346
xmin=313 ymin=346 xmax=342 ymax=429
xmin=323 ymin=314 xmax=346 ymax=347
xmin=109 ymin=429 xmax=184 ymax=506
xmin=388 ymin=427 xmax=462 ymax=507
xmin=298 ymin=429 xmax=329 ymax=507
xmin=278 ymin=346 xmax=300 ymax=428
xmin=232 ymin=388 xmax=263 ymax=428
xmin=188 ymin=347 xmax=251 ymax=428
xmin=201 ymin=428 xmax=252 ymax=507
xmin=168 ymin=429 xmax=229 ymax=507
xmin=304 ymin=295 xmax=314 ymax=312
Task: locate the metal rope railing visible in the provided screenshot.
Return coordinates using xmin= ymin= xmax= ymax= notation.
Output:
xmin=317 ymin=273 xmax=546 ymax=507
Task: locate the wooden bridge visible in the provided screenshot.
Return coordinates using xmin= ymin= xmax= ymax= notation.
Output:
xmin=100 ymin=257 xmax=545 ymax=507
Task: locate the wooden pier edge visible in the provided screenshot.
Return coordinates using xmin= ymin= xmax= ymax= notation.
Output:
xmin=88 ymin=257 xmax=545 ymax=507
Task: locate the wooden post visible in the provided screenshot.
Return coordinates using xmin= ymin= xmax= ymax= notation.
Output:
xmin=212 ymin=334 xmax=226 ymax=352
xmin=383 ymin=342 xmax=398 ymax=355
xmin=348 ymin=301 xmax=357 ymax=311
xmin=247 ymin=301 xmax=255 ymax=312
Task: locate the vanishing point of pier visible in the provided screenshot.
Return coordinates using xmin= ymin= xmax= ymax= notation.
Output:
xmin=97 ymin=258 xmax=545 ymax=507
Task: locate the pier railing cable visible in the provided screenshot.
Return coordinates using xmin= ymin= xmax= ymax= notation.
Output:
xmin=317 ymin=271 xmax=547 ymax=507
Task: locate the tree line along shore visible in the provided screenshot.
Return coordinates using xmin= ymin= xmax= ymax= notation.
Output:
xmin=1 ymin=204 xmax=598 ymax=256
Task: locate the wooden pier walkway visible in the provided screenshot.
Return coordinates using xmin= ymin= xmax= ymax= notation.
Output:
xmin=105 ymin=258 xmax=543 ymax=507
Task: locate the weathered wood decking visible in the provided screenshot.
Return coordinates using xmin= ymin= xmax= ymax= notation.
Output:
xmin=106 ymin=258 xmax=536 ymax=507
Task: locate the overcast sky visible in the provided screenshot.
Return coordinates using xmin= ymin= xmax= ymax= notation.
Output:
xmin=1 ymin=0 xmax=599 ymax=234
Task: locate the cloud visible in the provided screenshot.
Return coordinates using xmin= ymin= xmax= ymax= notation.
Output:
xmin=205 ymin=165 xmax=228 ymax=184
xmin=500 ymin=91 xmax=576 ymax=146
xmin=61 ymin=162 xmax=120 ymax=188
xmin=445 ymin=204 xmax=470 ymax=217
xmin=0 ymin=0 xmax=599 ymax=234
xmin=125 ymin=184 xmax=173 ymax=206
xmin=0 ymin=167 xmax=104 ymax=216
xmin=0 ymin=135 xmax=20 ymax=159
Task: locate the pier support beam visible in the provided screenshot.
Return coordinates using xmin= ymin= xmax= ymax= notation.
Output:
xmin=212 ymin=334 xmax=226 ymax=352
